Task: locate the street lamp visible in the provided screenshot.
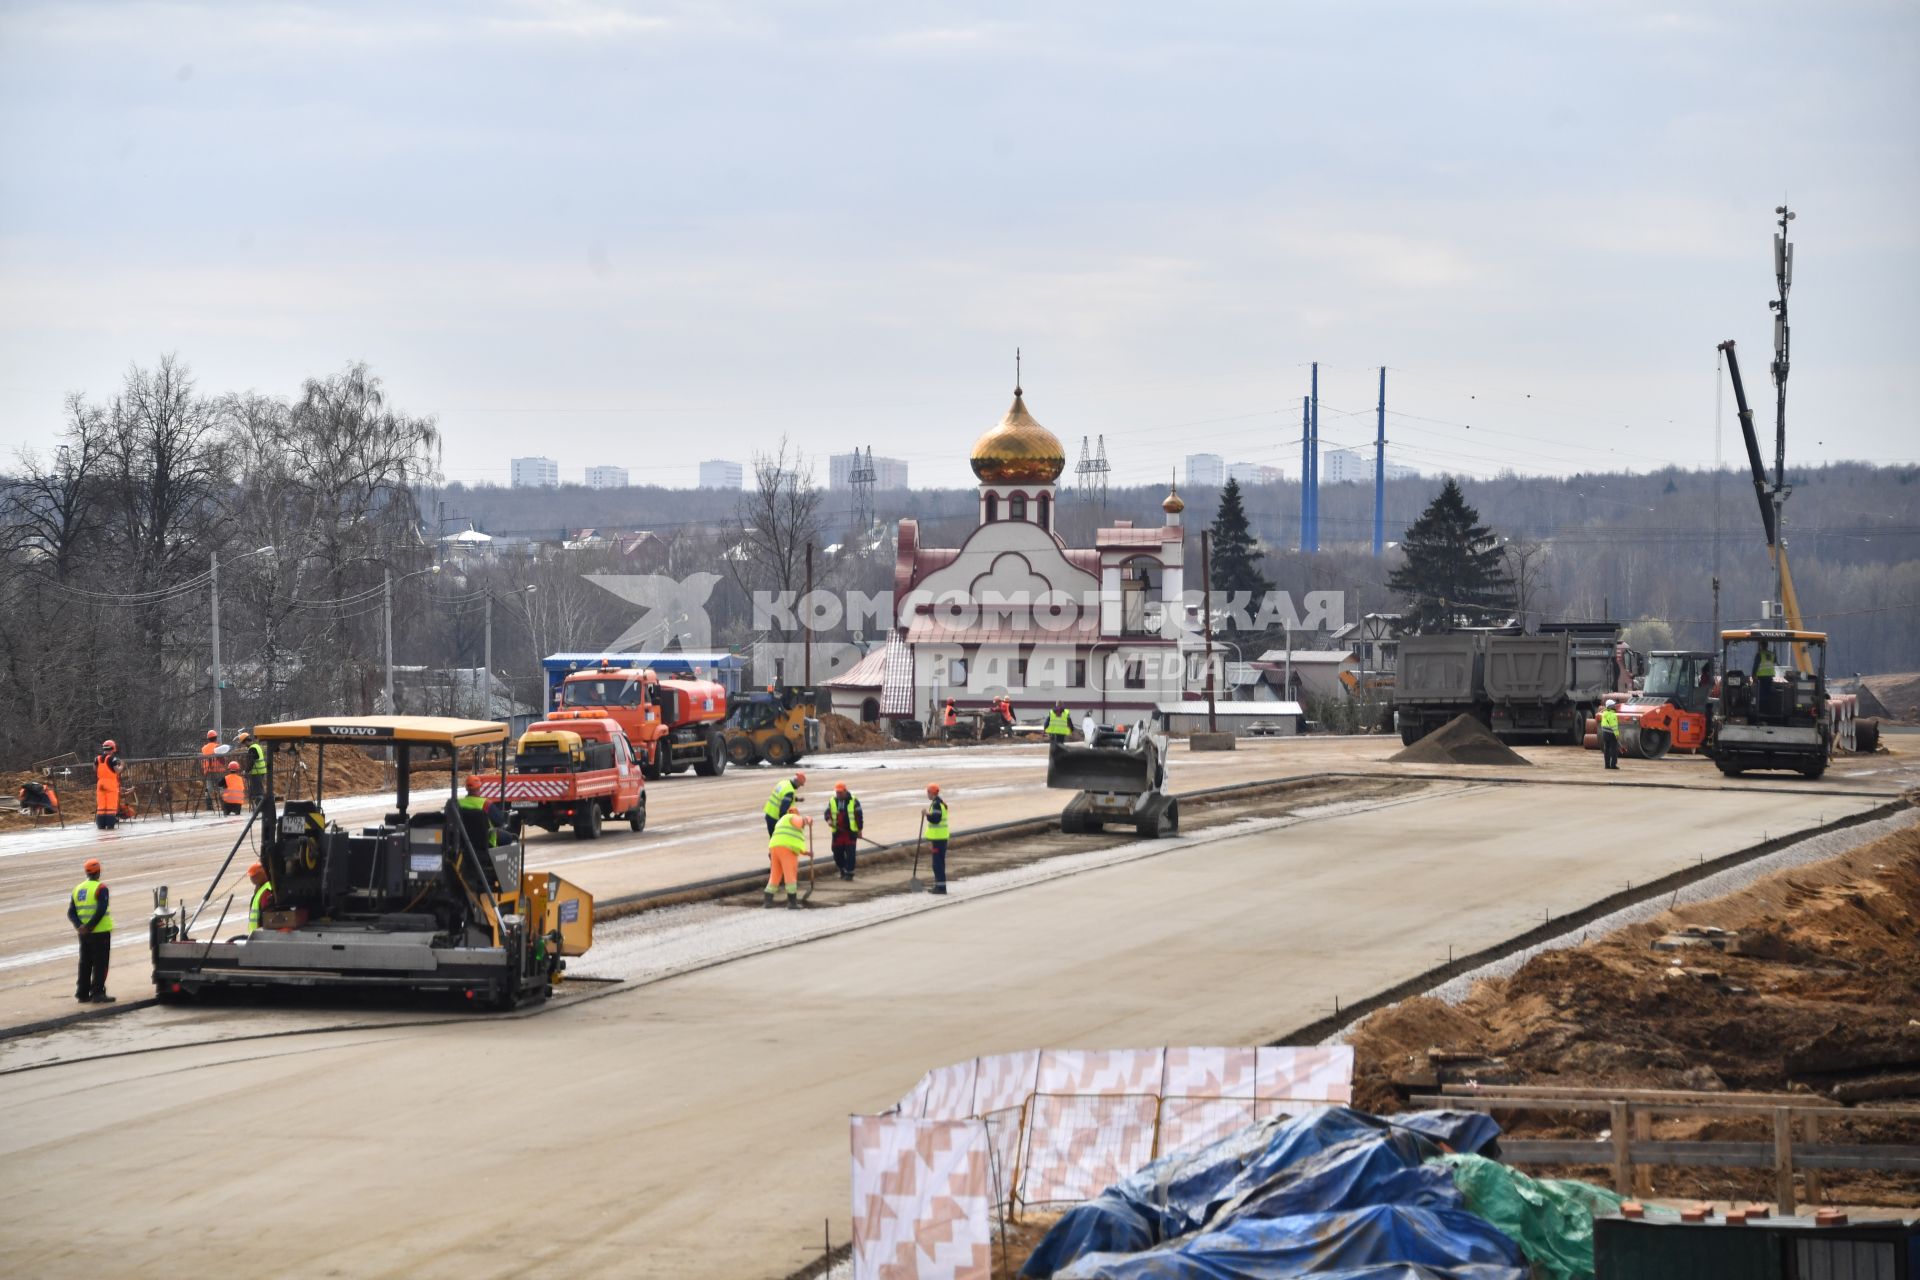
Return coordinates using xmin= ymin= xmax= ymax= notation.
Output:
xmin=210 ymin=544 xmax=275 ymax=737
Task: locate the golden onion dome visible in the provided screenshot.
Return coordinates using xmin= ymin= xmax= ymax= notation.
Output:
xmin=970 ymin=388 xmax=1066 ymax=485
xmin=1162 ymin=484 xmax=1186 ymax=515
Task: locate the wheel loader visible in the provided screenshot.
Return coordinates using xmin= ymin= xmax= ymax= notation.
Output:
xmin=1049 ymin=720 xmax=1179 ymax=838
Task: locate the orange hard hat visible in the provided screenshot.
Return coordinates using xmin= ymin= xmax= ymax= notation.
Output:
xmin=794 ymin=771 xmax=807 ymax=785
xmin=101 ymin=739 xmax=116 ymax=752
xmin=926 ymin=783 xmax=940 ymax=795
xmin=247 ymin=862 xmax=265 ymax=881
xmin=84 ymin=858 xmax=101 ymax=875
xmin=206 ymin=730 xmax=219 ymax=741
xmin=227 ymin=761 xmax=241 ymax=772
xmin=465 ymin=775 xmax=484 ymax=793
xmin=834 ymin=781 xmax=849 ymax=793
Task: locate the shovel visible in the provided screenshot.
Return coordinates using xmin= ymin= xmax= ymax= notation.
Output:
xmin=908 ymin=816 xmax=927 ymax=893
xmin=802 ymin=825 xmax=816 ymax=902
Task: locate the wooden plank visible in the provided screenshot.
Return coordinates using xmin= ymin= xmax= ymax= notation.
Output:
xmin=1632 ymin=1109 xmax=1654 ymax=1196
xmin=1611 ymin=1101 xmax=1632 ymax=1196
xmin=1438 ymin=1083 xmax=1842 ymax=1107
xmin=1773 ymin=1106 xmax=1796 ymax=1215
xmin=1802 ymin=1112 xmax=1822 ymax=1205
xmin=1410 ymin=1094 xmax=1920 ymax=1120
xmin=1497 ymin=1139 xmax=1920 ymax=1172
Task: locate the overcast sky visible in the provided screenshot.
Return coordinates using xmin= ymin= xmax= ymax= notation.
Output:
xmin=2 ymin=1 xmax=1916 ymax=490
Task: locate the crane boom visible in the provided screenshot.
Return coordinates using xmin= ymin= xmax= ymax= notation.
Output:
xmin=1718 ymin=338 xmax=1811 ymax=673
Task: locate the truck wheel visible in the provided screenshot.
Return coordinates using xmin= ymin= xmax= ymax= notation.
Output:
xmin=1799 ymin=762 xmax=1826 ymax=780
xmin=1715 ymin=761 xmax=1744 ymax=778
xmin=628 ymin=797 xmax=646 ymax=832
xmin=573 ymin=802 xmax=602 ymax=840
xmin=1400 ymin=725 xmax=1422 ymax=747
xmin=641 ymin=751 xmax=665 ymax=781
xmin=726 ymin=735 xmax=759 ymax=766
xmin=763 ymin=735 xmax=794 ymax=766
xmin=694 ymin=730 xmax=726 ymax=777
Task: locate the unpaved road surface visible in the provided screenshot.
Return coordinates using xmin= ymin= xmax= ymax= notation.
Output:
xmin=0 ymin=781 xmax=1885 ymax=1279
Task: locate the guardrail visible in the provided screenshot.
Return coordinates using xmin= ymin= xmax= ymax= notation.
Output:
xmin=1411 ymin=1084 xmax=1920 ymax=1213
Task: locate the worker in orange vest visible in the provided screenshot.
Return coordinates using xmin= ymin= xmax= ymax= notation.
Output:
xmin=94 ymin=740 xmax=122 ymax=830
xmin=220 ymin=761 xmax=247 ymax=815
xmin=942 ymin=699 xmax=959 ymax=736
xmin=199 ymin=730 xmax=223 ymax=811
xmin=764 ymin=811 xmax=813 ymax=910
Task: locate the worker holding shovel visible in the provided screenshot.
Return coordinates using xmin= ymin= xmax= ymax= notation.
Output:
xmin=764 ymin=811 xmax=813 ymax=910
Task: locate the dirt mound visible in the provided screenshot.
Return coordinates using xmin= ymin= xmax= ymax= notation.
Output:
xmin=1389 ymin=713 xmax=1530 ymax=767
xmin=1860 ymin=672 xmax=1920 ymax=723
xmin=820 ymin=712 xmax=887 ymax=749
xmin=1347 ymin=822 xmax=1920 ymax=1204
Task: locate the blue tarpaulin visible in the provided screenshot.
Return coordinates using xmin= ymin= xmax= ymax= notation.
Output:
xmin=1050 ymin=1205 xmax=1529 ymax=1279
xmin=1023 ymin=1109 xmax=1508 ymax=1278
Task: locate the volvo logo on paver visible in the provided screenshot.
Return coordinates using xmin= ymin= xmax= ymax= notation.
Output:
xmin=317 ymin=725 xmax=382 ymax=738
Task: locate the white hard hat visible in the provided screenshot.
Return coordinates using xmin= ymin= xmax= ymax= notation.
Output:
xmin=1606 ymin=699 xmax=1618 ymax=708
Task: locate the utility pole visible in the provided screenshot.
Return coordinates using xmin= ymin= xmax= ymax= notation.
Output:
xmin=210 ymin=550 xmax=224 ymax=737
xmin=803 ymin=541 xmax=814 ymax=687
xmin=483 ymin=593 xmax=493 ymax=721
xmin=1298 ymin=396 xmax=1311 ymax=551
xmin=1768 ymin=204 xmax=1795 ymax=615
xmin=1201 ymin=530 xmax=1217 ymax=732
xmin=1712 ymin=347 xmax=1723 ymax=643
xmin=1373 ymin=366 xmax=1386 ymax=557
xmin=383 ymin=568 xmax=394 ymax=715
xmin=1309 ymin=362 xmax=1321 ymax=552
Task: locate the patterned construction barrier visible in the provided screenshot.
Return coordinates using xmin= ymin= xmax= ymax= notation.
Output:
xmin=849 ymin=1045 xmax=1353 ymax=1280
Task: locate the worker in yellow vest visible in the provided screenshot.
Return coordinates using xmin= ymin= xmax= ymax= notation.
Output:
xmin=924 ymin=784 xmax=951 ymax=895
xmin=68 ymin=857 xmax=115 ymax=1003
xmin=824 ymin=782 xmax=863 ymax=881
xmin=765 ymin=810 xmax=813 ymax=909
xmin=763 ymin=771 xmax=805 ymax=837
xmin=1598 ymin=700 xmax=1622 ymax=771
xmin=246 ymin=861 xmax=275 ymax=931
xmin=1045 ymin=703 xmax=1074 ymax=751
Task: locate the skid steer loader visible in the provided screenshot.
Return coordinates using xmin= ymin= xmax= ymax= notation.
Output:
xmin=1048 ymin=720 xmax=1179 ymax=838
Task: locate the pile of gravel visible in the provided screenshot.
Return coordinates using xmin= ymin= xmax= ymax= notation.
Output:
xmin=1390 ymin=714 xmax=1530 ymax=767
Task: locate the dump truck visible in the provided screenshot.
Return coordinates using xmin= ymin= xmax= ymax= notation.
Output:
xmin=722 ymin=684 xmax=824 ymax=767
xmin=1399 ymin=624 xmax=1625 ymax=746
xmin=1049 ymin=721 xmax=1178 ymax=838
xmin=1706 ymin=628 xmax=1832 ymax=779
xmin=475 ymin=716 xmax=645 ymax=839
xmin=552 ymin=663 xmax=730 ymax=778
xmin=149 ymin=716 xmax=593 ymax=1010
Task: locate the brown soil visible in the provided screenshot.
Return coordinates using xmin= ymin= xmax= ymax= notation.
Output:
xmin=1390 ymin=713 xmax=1531 ymax=767
xmin=1861 ymin=672 xmax=1920 ymax=724
xmin=819 ymin=712 xmax=893 ymax=750
xmin=1347 ymin=820 xmax=1920 ymax=1204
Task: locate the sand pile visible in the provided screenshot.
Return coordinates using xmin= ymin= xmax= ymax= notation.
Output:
xmin=1389 ymin=713 xmax=1530 ymax=767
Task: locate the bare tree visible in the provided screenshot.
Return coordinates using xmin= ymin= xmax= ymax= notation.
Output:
xmin=728 ymin=436 xmax=823 ymax=601
xmin=1502 ymin=536 xmax=1550 ymax=623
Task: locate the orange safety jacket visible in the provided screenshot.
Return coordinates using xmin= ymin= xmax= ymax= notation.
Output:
xmin=94 ymin=754 xmax=121 ymax=815
xmin=222 ymin=773 xmax=247 ymax=806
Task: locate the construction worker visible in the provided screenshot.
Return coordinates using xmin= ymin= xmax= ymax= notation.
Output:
xmin=18 ymin=780 xmax=59 ymax=817
xmin=1598 ymin=699 xmax=1622 ymax=771
xmin=763 ymin=770 xmax=805 ymax=837
xmin=93 ymin=739 xmax=122 ymax=830
xmin=764 ymin=810 xmax=812 ymax=909
xmin=1045 ymin=702 xmax=1074 ymax=751
xmin=458 ymin=775 xmax=506 ymax=847
xmin=239 ymin=730 xmax=267 ymax=805
xmin=824 ymin=782 xmax=863 ymax=881
xmin=942 ymin=699 xmax=959 ymax=737
xmin=220 ymin=761 xmax=247 ymax=815
xmin=1755 ymin=645 xmax=1778 ymax=680
xmin=68 ymin=857 xmax=114 ymax=1003
xmin=923 ymin=783 xmax=950 ymax=895
xmin=199 ymin=730 xmax=222 ymax=810
xmin=246 ymin=862 xmax=274 ymax=932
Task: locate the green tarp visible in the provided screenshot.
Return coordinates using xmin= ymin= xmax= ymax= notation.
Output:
xmin=1435 ymin=1154 xmax=1624 ymax=1280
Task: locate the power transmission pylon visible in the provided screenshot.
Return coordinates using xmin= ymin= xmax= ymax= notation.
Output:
xmin=849 ymin=444 xmax=876 ymax=536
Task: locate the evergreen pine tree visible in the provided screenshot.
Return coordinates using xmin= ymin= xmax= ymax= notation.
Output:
xmin=1208 ymin=477 xmax=1272 ymax=594
xmin=1386 ymin=478 xmax=1514 ymax=631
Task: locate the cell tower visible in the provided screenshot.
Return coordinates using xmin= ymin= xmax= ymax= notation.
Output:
xmin=848 ymin=444 xmax=877 ymax=534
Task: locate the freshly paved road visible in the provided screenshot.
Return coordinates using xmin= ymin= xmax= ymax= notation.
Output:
xmin=0 ymin=780 xmax=1882 ymax=1278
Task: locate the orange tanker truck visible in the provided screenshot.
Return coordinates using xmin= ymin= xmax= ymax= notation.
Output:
xmin=549 ymin=663 xmax=730 ymax=779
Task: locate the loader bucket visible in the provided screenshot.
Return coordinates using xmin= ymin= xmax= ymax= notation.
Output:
xmin=1046 ymin=742 xmax=1159 ymax=796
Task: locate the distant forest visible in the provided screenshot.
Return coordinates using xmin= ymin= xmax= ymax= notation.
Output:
xmin=434 ymin=461 xmax=1920 ymax=676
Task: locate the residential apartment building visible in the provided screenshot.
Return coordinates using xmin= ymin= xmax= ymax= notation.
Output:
xmin=698 ymin=459 xmax=744 ymax=489
xmin=584 ymin=466 xmax=629 ymax=489
xmin=510 ymin=456 xmax=560 ymax=488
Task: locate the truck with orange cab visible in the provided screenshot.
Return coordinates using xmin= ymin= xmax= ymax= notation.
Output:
xmin=477 ymin=716 xmax=646 ymax=839
xmin=549 ymin=663 xmax=730 ymax=779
